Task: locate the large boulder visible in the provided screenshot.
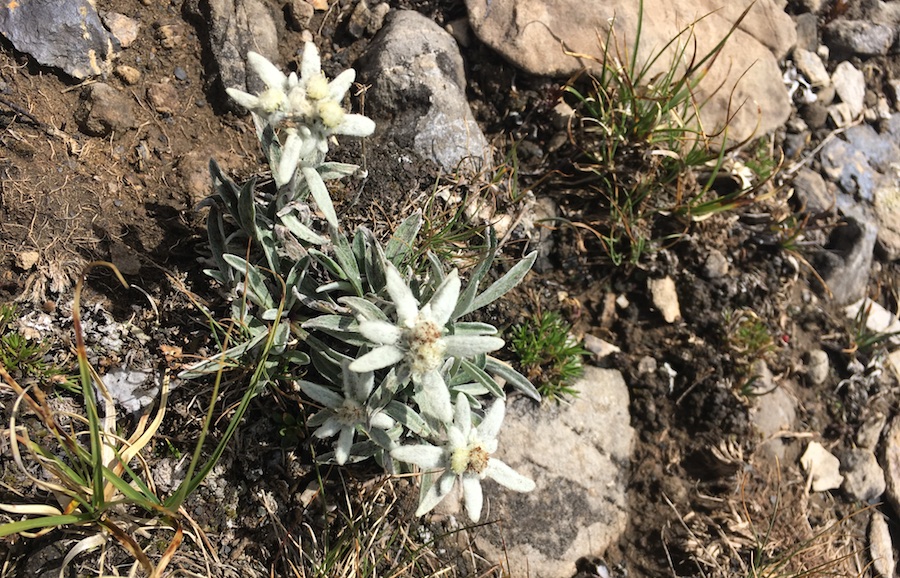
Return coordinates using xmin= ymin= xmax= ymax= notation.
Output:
xmin=465 ymin=0 xmax=796 ymax=143
xmin=357 ymin=11 xmax=490 ymax=173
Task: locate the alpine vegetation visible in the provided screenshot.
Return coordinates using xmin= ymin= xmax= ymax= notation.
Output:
xmin=189 ymin=43 xmax=539 ymax=520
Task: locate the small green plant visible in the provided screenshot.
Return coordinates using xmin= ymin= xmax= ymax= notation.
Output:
xmin=558 ymin=1 xmax=768 ymax=265
xmin=511 ymin=311 xmax=587 ymax=402
xmin=0 ymin=303 xmax=71 ymax=386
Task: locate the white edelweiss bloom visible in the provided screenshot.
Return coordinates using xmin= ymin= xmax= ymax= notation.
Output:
xmin=299 ymin=364 xmax=395 ymax=465
xmin=349 ymin=264 xmax=504 ymax=423
xmin=225 ymin=51 xmax=292 ymax=122
xmin=391 ymin=395 xmax=535 ymax=522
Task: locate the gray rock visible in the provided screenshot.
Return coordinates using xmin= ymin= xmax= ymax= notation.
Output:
xmin=185 ymin=0 xmax=279 ymax=103
xmin=748 ymin=371 xmax=797 ymax=462
xmin=793 ymin=13 xmax=819 ymax=51
xmin=474 ymin=368 xmax=633 ymax=578
xmin=844 ymin=123 xmax=900 ymax=173
xmin=358 ymin=11 xmax=490 ymax=173
xmin=806 ymin=348 xmax=830 ymax=385
xmin=857 ymin=413 xmax=887 ymax=451
xmin=820 ymin=139 xmax=878 ymax=201
xmin=841 ymin=448 xmax=885 ymax=503
xmin=702 ymin=249 xmax=729 ymax=279
xmin=348 ymin=1 xmax=390 ymax=38
xmin=869 ymin=512 xmax=896 ymax=578
xmin=830 ymin=61 xmax=866 ymax=121
xmin=76 ymin=83 xmax=138 ymax=137
xmin=100 ymin=366 xmax=159 ymax=414
xmin=464 ymin=0 xmax=795 ymax=144
xmin=809 ymin=215 xmax=877 ymax=304
xmin=286 ymin=0 xmax=314 ymax=31
xmin=0 ymin=0 xmax=117 ymax=79
xmin=792 ymin=168 xmax=832 ymax=214
xmin=824 ymin=19 xmax=896 ymax=56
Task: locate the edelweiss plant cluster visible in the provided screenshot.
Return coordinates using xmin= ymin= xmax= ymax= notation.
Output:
xmin=188 ymin=43 xmax=539 ymax=521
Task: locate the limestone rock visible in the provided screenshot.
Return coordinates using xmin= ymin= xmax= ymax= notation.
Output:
xmin=869 ymin=512 xmax=896 ymax=578
xmin=800 ymin=442 xmax=843 ymax=492
xmin=102 ymin=12 xmax=140 ymax=49
xmin=805 ymin=349 xmax=830 ymax=385
xmin=464 ymin=0 xmax=795 ymax=143
xmin=358 ymin=11 xmax=490 ymax=173
xmin=0 ymin=0 xmax=117 ymax=79
xmin=793 ymin=48 xmax=830 ymax=87
xmin=809 ymin=215 xmax=877 ymax=305
xmin=475 ymin=368 xmax=633 ymax=578
xmin=831 ymin=61 xmax=866 ymax=121
xmin=649 ymin=277 xmax=681 ymax=323
xmin=873 ymin=174 xmax=900 ymax=261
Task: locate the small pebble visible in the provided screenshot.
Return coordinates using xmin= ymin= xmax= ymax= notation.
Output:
xmin=174 ymin=66 xmax=188 ymax=81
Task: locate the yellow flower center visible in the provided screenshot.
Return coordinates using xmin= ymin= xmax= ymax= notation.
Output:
xmin=318 ymin=101 xmax=345 ymax=128
xmin=306 ymin=75 xmax=329 ymax=100
xmin=335 ymin=399 xmax=364 ymax=426
xmin=451 ymin=443 xmax=490 ymax=475
xmin=406 ymin=318 xmax=446 ymax=378
xmin=257 ymin=88 xmax=285 ymax=113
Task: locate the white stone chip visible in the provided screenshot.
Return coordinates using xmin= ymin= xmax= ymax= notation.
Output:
xmin=800 ymin=442 xmax=843 ymax=492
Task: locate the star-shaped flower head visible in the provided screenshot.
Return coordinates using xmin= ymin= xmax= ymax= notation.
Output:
xmin=225 ymin=51 xmax=297 ymax=125
xmin=391 ymin=395 xmax=535 ymax=522
xmin=298 ymin=363 xmax=395 ymax=465
xmin=349 ymin=264 xmax=504 ymax=424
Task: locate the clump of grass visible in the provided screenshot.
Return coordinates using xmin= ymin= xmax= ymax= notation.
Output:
xmin=557 ymin=1 xmax=769 ymax=265
xmin=510 ymin=311 xmax=587 ymax=402
xmin=723 ymin=309 xmax=776 ymax=396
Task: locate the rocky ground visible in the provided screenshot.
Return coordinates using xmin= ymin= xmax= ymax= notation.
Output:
xmin=1 ymin=0 xmax=900 ymax=577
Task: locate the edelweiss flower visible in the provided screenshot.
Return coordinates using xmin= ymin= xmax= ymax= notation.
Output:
xmin=391 ymin=395 xmax=535 ymax=522
xmin=226 ymin=45 xmax=375 ymax=184
xmin=349 ymin=264 xmax=504 ymax=423
xmin=299 ymin=364 xmax=394 ymax=465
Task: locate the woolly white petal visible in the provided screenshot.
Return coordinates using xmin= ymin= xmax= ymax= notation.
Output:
xmin=369 ymin=412 xmax=395 ymax=431
xmin=343 ymin=366 xmax=374 ymax=402
xmin=358 ymin=319 xmax=402 ymax=345
xmin=453 ymin=394 xmax=472 ymax=437
xmin=335 ymin=427 xmax=355 ymax=465
xmin=461 ymin=474 xmax=484 ymax=522
xmin=300 ymin=42 xmax=321 ymax=82
xmin=416 ymin=371 xmax=452 ymax=424
xmin=477 ymin=398 xmax=506 ymax=443
xmin=278 ymin=132 xmax=304 ymax=186
xmin=448 ymin=425 xmax=466 ymax=449
xmin=385 ymin=264 xmax=419 ymax=326
xmin=247 ymin=51 xmax=287 ymax=90
xmin=313 ymin=416 xmax=342 ymax=439
xmin=443 ymin=335 xmax=504 ymax=358
xmin=427 ymin=269 xmax=461 ymax=327
xmin=298 ymin=380 xmax=344 ymax=409
xmin=391 ymin=444 xmax=445 ymax=469
xmin=328 ymin=69 xmax=356 ymax=102
xmin=333 ymin=114 xmax=375 ymax=138
xmin=225 ymin=87 xmax=260 ymax=110
xmin=414 ymin=471 xmax=456 ymax=517
xmin=484 ymin=459 xmax=535 ymax=492
xmin=349 ymin=345 xmax=406 ymax=373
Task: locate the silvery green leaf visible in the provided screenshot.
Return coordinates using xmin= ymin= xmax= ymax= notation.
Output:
xmin=282 ymin=350 xmax=310 ymax=366
xmin=237 ymin=176 xmax=259 ymax=234
xmin=317 ymin=440 xmax=380 ymax=464
xmin=452 ymin=322 xmax=499 ymax=336
xmin=206 ymin=205 xmax=233 ymax=284
xmin=178 ymin=329 xmax=269 ymax=379
xmin=459 ymin=251 xmax=537 ymax=318
xmin=223 ymin=254 xmax=276 ymax=309
xmin=338 ymin=296 xmax=388 ymax=322
xmin=300 ymin=166 xmax=338 ymax=230
xmin=203 ymin=268 xmax=227 ymax=284
xmin=333 ymin=230 xmax=362 ymax=296
xmin=298 ymin=379 xmax=344 ymax=408
xmin=209 ymin=159 xmax=239 ymax=216
xmin=452 ymin=229 xmax=497 ymax=320
xmin=269 ymin=321 xmax=291 ymax=355
xmin=366 ymin=426 xmax=396 ymax=452
xmin=450 ymin=382 xmax=491 ymax=397
xmin=486 ymin=356 xmax=540 ymax=401
xmin=309 ymin=249 xmax=346 ymax=280
xmin=385 ymin=401 xmax=431 ymax=437
xmin=257 ymin=225 xmax=281 ymax=274
xmin=318 ymin=162 xmax=359 ymax=180
xmin=384 ymin=210 xmax=423 ymax=264
xmin=260 ymin=308 xmax=283 ymax=321
xmin=302 ymin=314 xmax=361 ymax=338
xmin=427 ymin=252 xmax=446 ymax=284
xmin=352 ymin=227 xmax=367 ymax=268
xmin=280 ymin=212 xmax=326 ymax=245
xmin=459 ymin=358 xmax=505 ymax=399
xmin=257 ymin=119 xmax=282 ymax=172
